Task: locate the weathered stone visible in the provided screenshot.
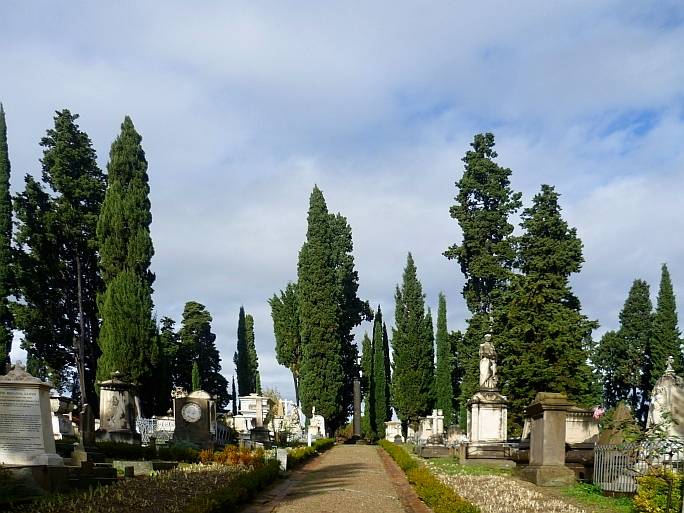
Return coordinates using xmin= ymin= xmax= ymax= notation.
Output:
xmin=647 ymin=356 xmax=684 ymax=439
xmin=173 ymin=390 xmax=216 ymax=448
xmin=96 ymin=372 xmax=140 ymax=444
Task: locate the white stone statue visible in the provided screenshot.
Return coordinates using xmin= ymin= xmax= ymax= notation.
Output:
xmin=647 ymin=356 xmax=684 ymax=439
xmin=479 ymin=334 xmax=498 ymax=389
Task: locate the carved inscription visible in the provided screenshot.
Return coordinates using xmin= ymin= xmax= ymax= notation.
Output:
xmin=0 ymin=388 xmax=44 ymax=460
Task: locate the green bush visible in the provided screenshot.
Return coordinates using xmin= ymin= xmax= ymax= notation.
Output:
xmin=634 ymin=469 xmax=682 ymax=513
xmin=287 ymin=438 xmax=335 ymax=469
xmin=184 ymin=459 xmax=280 ymax=513
xmin=95 ymin=441 xmax=200 ymax=463
xmin=379 ymin=440 xmax=479 ymax=513
xmin=312 ymin=438 xmax=335 ymax=452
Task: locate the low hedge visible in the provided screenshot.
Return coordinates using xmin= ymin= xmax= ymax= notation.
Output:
xmin=185 ymin=459 xmax=280 ymax=513
xmin=95 ymin=441 xmax=200 ymax=463
xmin=287 ymin=438 xmax=335 ymax=469
xmin=379 ymin=441 xmax=479 ymax=513
xmin=634 ymin=469 xmax=683 ymax=513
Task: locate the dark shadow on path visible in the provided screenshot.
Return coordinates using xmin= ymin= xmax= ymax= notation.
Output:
xmin=286 ymin=462 xmax=373 ymax=498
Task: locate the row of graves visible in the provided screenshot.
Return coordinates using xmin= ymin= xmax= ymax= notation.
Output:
xmin=384 ymin=334 xmax=684 ymax=489
xmin=0 ymin=362 xmax=314 ymax=495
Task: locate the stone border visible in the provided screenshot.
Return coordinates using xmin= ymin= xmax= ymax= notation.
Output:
xmin=377 ymin=446 xmax=432 ymax=513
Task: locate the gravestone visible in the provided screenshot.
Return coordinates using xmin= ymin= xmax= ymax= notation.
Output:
xmin=173 ymin=389 xmax=216 ymax=448
xmin=0 ymin=362 xmax=63 ymax=466
xmin=249 ymin=394 xmax=272 ymax=446
xmin=647 ymin=356 xmax=684 ymax=439
xmin=308 ymin=406 xmax=326 ymax=439
xmin=385 ymin=420 xmax=403 ymax=442
xmin=97 ymin=372 xmax=141 ymax=444
xmin=521 ymin=392 xmax=575 ymax=486
xmin=50 ymin=396 xmax=75 ymax=440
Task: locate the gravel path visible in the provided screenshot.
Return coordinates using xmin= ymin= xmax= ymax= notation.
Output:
xmin=242 ymin=445 xmax=422 ymax=513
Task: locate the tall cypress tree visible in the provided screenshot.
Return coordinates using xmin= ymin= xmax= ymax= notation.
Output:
xmin=297 ymin=186 xmax=343 ymax=434
xmin=373 ymin=306 xmax=391 ymax=438
xmin=649 ymin=264 xmax=682 ymax=384
xmin=233 ymin=306 xmax=251 ymax=396
xmin=392 ymin=253 xmax=434 ymax=435
xmin=191 ymin=361 xmax=201 ymax=391
xmin=14 ymin=110 xmax=105 ymax=406
xmin=497 ymin=185 xmax=599 ymax=433
xmin=245 ymin=313 xmax=259 ymax=393
xmin=179 ymin=301 xmax=229 ymax=407
xmin=434 ymin=293 xmax=454 ymax=425
xmin=449 ymin=330 xmax=464 ymax=425
xmin=270 ymin=282 xmax=302 ymax=404
xmin=231 ymin=376 xmax=238 ymax=415
xmin=0 ymin=105 xmax=13 ymax=373
xmin=96 ymin=117 xmax=156 ymax=413
xmin=444 ymin=133 xmax=521 ymax=416
xmin=360 ymin=331 xmax=374 ymax=437
xmin=595 ymin=279 xmax=653 ymax=423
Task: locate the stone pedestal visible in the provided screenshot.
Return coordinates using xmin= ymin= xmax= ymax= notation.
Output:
xmin=96 ymin=372 xmax=141 ymax=444
xmin=0 ymin=362 xmax=63 ymax=466
xmin=467 ymin=390 xmax=508 ymax=442
xmin=521 ymin=392 xmax=575 ymax=487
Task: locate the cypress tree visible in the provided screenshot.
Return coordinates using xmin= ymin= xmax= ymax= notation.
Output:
xmin=96 ymin=117 xmax=156 ymax=413
xmin=595 ymin=279 xmax=653 ymax=423
xmin=434 ymin=293 xmax=455 ymax=425
xmin=191 ymin=361 xmax=201 ymax=391
xmin=497 ymin=185 xmax=599 ymax=433
xmin=649 ymin=264 xmax=682 ymax=384
xmin=14 ymin=110 xmax=105 ymax=405
xmin=179 ymin=301 xmax=229 ymax=407
xmin=360 ymin=331 xmax=374 ymax=437
xmin=449 ymin=330 xmax=464 ymax=425
xmin=373 ymin=306 xmax=391 ymax=438
xmin=297 ymin=186 xmax=344 ymax=434
xmin=245 ymin=313 xmax=259 ymax=392
xmin=233 ymin=306 xmax=251 ymax=396
xmin=392 ymin=253 xmax=434 ymax=435
xmin=0 ymin=105 xmax=12 ymax=373
xmin=270 ymin=282 xmax=302 ymax=404
xmin=231 ymin=376 xmax=238 ymax=415
xmin=255 ymin=372 xmax=262 ymax=395
xmin=444 ymin=133 xmax=521 ymax=414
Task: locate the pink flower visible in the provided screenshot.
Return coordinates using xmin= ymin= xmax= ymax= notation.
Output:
xmin=593 ymin=406 xmax=605 ymax=420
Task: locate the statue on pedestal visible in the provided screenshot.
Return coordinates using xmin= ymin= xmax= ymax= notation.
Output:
xmin=479 ymin=334 xmax=498 ymax=389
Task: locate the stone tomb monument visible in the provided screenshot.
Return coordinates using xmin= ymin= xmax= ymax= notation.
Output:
xmin=521 ymin=392 xmax=575 ymax=486
xmin=308 ymin=406 xmax=326 ymax=439
xmin=467 ymin=334 xmax=508 ymax=444
xmin=647 ymin=356 xmax=684 ymax=440
xmin=173 ymin=389 xmax=216 ymax=448
xmin=50 ymin=396 xmax=75 ymax=440
xmin=0 ymin=362 xmax=63 ymax=466
xmin=97 ymin=372 xmax=141 ymax=444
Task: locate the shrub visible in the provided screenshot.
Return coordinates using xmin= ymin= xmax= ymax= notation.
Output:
xmin=634 ymin=469 xmax=683 ymax=513
xmin=287 ymin=438 xmax=335 ymax=469
xmin=96 ymin=441 xmax=156 ymax=460
xmin=312 ymin=438 xmax=335 ymax=452
xmin=379 ymin=440 xmax=479 ymax=513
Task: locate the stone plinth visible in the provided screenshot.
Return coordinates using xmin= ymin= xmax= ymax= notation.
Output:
xmin=173 ymin=390 xmax=216 ymax=448
xmin=467 ymin=390 xmax=508 ymax=442
xmin=97 ymin=372 xmax=140 ymax=444
xmin=521 ymin=392 xmax=575 ymax=487
xmin=0 ymin=362 xmax=63 ymax=466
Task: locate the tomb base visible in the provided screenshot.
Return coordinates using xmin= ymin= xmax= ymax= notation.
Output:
xmin=96 ymin=429 xmax=141 ymax=445
xmin=250 ymin=427 xmax=271 ymax=447
xmin=467 ymin=389 xmax=508 ymax=443
xmin=521 ymin=465 xmax=575 ymax=487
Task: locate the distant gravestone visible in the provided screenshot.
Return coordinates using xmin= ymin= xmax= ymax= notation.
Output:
xmin=0 ymin=362 xmax=63 ymax=466
xmin=173 ymin=390 xmax=216 ymax=447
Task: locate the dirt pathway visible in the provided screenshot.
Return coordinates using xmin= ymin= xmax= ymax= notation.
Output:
xmin=242 ymin=444 xmax=427 ymax=513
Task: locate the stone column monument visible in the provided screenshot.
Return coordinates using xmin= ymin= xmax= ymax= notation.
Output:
xmin=0 ymin=362 xmax=63 ymax=466
xmin=521 ymin=392 xmax=575 ymax=486
xmin=353 ymin=378 xmax=361 ymax=439
xmin=467 ymin=334 xmax=508 ymax=443
xmin=97 ymin=372 xmax=141 ymax=444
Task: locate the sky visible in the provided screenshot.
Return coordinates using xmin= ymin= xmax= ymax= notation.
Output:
xmin=2 ymin=1 xmax=684 ymax=402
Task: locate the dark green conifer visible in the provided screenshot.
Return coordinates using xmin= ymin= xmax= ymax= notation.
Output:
xmin=373 ymin=306 xmax=391 ymax=438
xmin=245 ymin=313 xmax=260 ymax=392
xmin=231 ymin=376 xmax=238 ymax=415
xmin=360 ymin=331 xmax=374 ymax=437
xmin=649 ymin=264 xmax=682 ymax=384
xmin=233 ymin=306 xmax=250 ymax=396
xmin=497 ymin=185 xmax=599 ymax=433
xmin=444 ymin=133 xmax=521 ymax=413
xmin=0 ymin=105 xmax=13 ymax=373
xmin=270 ymin=282 xmax=301 ymax=404
xmin=391 ymin=253 xmax=434 ymax=435
xmin=192 ymin=361 xmax=201 ymax=391
xmin=96 ymin=117 xmax=156 ymax=412
xmin=434 ymin=293 xmax=454 ymax=425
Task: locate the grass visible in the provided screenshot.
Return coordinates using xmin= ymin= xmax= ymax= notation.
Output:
xmin=428 ymin=457 xmax=514 ymax=477
xmin=560 ymin=483 xmax=633 ymax=513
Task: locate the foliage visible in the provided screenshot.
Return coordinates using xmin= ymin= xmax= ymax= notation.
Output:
xmin=561 ymin=483 xmax=633 ymax=513
xmin=360 ymin=331 xmax=374 ymax=437
xmin=94 ymin=441 xmax=200 ymax=463
xmin=13 ymin=109 xmax=105 ymax=405
xmin=649 ymin=264 xmax=682 ymax=385
xmin=373 ymin=308 xmax=391 ymax=438
xmin=178 ymin=302 xmax=229 ymax=407
xmin=391 ymin=253 xmax=434 ymax=431
xmin=435 ymin=293 xmax=454 ymax=425
xmin=594 ymin=279 xmax=653 ymax=423
xmin=428 ymin=458 xmax=513 ymax=477
xmin=197 ymin=445 xmax=265 ymax=467
xmin=497 ymin=185 xmax=599 ymax=432
xmin=0 ymin=105 xmax=13 ymax=373
xmin=287 ymin=438 xmax=334 ymax=469
xmin=191 ymin=361 xmax=200 ymax=391
xmin=269 ymin=281 xmax=301 ymax=404
xmin=379 ymin=441 xmax=479 ymax=513
xmin=634 ymin=470 xmax=683 ymax=513
xmin=233 ymin=307 xmax=259 ymax=397
xmin=231 ymin=376 xmax=238 ymax=415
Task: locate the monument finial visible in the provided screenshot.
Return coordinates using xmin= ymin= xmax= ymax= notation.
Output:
xmin=666 ymin=356 xmax=675 ymax=374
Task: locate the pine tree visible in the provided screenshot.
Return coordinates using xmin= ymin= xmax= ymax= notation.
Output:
xmin=373 ymin=306 xmax=391 ymax=438
xmin=360 ymin=331 xmax=374 ymax=437
xmin=297 ymin=186 xmax=344 ymax=434
xmin=0 ymin=105 xmax=13 ymax=373
xmin=233 ymin=306 xmax=251 ymax=396
xmin=96 ymin=117 xmax=156 ymax=414
xmin=434 ymin=293 xmax=454 ymax=425
xmin=270 ymin=282 xmax=301 ymax=404
xmin=14 ymin=110 xmax=105 ymax=406
xmin=192 ymin=361 xmax=201 ymax=391
xmin=245 ymin=313 xmax=259 ymax=393
xmin=392 ymin=253 xmax=434 ymax=435
xmin=231 ymin=376 xmax=238 ymax=415
xmin=649 ymin=264 xmax=682 ymax=384
xmin=497 ymin=185 xmax=599 ymax=433
xmin=179 ymin=301 xmax=229 ymax=407
xmin=444 ymin=133 xmax=521 ymax=413
xmin=595 ymin=279 xmax=653 ymax=423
